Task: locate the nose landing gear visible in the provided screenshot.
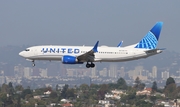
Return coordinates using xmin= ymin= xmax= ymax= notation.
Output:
xmin=32 ymin=60 xmax=35 ymax=67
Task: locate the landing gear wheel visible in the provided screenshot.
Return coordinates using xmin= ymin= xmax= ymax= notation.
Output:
xmin=86 ymin=63 xmax=90 ymax=68
xmin=91 ymin=63 xmax=95 ymax=68
xmin=86 ymin=62 xmax=95 ymax=68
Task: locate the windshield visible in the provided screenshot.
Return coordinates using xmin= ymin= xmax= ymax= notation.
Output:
xmin=25 ymin=49 xmax=30 ymax=51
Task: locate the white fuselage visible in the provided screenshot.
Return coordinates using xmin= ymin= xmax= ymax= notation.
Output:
xmin=19 ymin=45 xmax=162 ymax=63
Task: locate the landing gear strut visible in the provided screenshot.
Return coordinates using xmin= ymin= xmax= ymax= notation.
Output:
xmin=32 ymin=60 xmax=35 ymax=67
xmin=86 ymin=62 xmax=95 ymax=68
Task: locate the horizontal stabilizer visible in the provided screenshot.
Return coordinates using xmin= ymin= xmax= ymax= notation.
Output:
xmin=145 ymin=48 xmax=165 ymax=54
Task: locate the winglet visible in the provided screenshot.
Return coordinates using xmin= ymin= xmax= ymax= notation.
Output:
xmin=93 ymin=41 xmax=99 ymax=52
xmin=117 ymin=41 xmax=123 ymax=47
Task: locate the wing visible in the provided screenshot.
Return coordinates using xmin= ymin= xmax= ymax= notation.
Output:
xmin=77 ymin=41 xmax=99 ymax=62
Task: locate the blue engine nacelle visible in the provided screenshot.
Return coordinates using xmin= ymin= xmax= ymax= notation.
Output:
xmin=62 ymin=55 xmax=83 ymax=64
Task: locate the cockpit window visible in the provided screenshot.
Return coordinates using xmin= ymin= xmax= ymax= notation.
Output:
xmin=25 ymin=49 xmax=30 ymax=51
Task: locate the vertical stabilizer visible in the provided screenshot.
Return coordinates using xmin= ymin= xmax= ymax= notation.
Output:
xmin=135 ymin=22 xmax=163 ymax=49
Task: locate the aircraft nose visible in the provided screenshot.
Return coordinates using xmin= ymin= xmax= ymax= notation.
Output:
xmin=19 ymin=51 xmax=24 ymax=57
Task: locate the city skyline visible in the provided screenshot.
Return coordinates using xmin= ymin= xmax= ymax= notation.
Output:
xmin=0 ymin=62 xmax=178 ymax=89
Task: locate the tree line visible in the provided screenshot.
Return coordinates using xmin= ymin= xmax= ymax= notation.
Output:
xmin=0 ymin=76 xmax=179 ymax=107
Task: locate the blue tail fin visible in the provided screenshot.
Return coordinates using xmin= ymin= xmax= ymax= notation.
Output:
xmin=135 ymin=22 xmax=163 ymax=49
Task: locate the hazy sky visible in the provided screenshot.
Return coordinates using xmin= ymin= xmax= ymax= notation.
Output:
xmin=0 ymin=1 xmax=180 ymax=52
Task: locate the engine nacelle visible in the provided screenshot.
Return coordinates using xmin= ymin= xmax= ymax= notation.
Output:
xmin=62 ymin=55 xmax=83 ymax=64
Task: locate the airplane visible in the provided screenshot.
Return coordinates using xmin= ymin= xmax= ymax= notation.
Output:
xmin=19 ymin=22 xmax=164 ymax=68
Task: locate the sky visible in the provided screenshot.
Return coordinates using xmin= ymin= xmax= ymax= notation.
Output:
xmin=0 ymin=1 xmax=180 ymax=52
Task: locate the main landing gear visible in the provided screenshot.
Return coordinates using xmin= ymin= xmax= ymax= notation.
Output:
xmin=32 ymin=60 xmax=35 ymax=67
xmin=86 ymin=62 xmax=95 ymax=68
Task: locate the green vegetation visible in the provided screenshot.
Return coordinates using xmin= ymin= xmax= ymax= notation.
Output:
xmin=0 ymin=77 xmax=178 ymax=106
